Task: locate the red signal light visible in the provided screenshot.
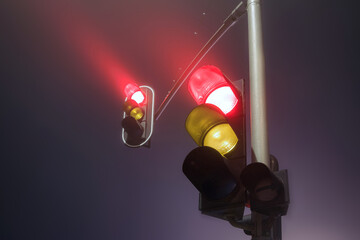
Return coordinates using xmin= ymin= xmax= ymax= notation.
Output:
xmin=124 ymin=83 xmax=146 ymax=105
xmin=188 ymin=66 xmax=238 ymax=115
xmin=131 ymin=90 xmax=145 ymax=105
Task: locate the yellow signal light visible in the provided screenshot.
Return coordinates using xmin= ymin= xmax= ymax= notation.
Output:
xmin=203 ymin=123 xmax=238 ymax=155
xmin=130 ymin=107 xmax=144 ymax=121
xmin=124 ymin=99 xmax=139 ymax=115
xmin=185 ymin=104 xmax=238 ymax=155
xmin=123 ymin=99 xmax=144 ymax=121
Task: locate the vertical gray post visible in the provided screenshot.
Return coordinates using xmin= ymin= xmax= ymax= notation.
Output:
xmin=247 ymin=0 xmax=270 ymax=167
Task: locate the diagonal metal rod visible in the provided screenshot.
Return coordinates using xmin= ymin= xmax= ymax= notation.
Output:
xmin=155 ymin=1 xmax=247 ymax=120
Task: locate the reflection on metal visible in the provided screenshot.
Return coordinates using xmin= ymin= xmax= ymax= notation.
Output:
xmin=247 ymin=0 xmax=270 ymax=167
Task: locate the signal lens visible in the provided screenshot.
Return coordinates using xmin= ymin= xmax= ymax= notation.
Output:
xmin=188 ymin=66 xmax=227 ymax=105
xmin=186 ymin=104 xmax=238 ymax=155
xmin=124 ymin=84 xmax=146 ymax=105
xmin=124 ymin=99 xmax=139 ymax=115
xmin=131 ymin=90 xmax=145 ymax=105
xmin=205 ymin=86 xmax=238 ymax=115
xmin=188 ymin=66 xmax=238 ymax=115
xmin=130 ymin=107 xmax=144 ymax=121
xmin=183 ymin=146 xmax=238 ymax=200
xmin=203 ymin=123 xmax=238 ymax=155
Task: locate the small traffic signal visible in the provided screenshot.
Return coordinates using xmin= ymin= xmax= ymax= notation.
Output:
xmin=122 ymin=83 xmax=154 ymax=147
xmin=240 ymin=160 xmax=289 ymax=217
xmin=183 ymin=65 xmax=246 ymax=220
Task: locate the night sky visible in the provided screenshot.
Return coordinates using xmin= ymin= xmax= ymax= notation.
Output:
xmin=1 ymin=0 xmax=360 ymax=239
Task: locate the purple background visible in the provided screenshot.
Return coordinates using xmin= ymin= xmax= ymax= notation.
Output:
xmin=1 ymin=0 xmax=360 ymax=239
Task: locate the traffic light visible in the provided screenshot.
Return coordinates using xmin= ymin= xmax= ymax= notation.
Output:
xmin=182 ymin=65 xmax=246 ymax=220
xmin=240 ymin=158 xmax=289 ymax=217
xmin=187 ymin=65 xmax=239 ymax=115
xmin=122 ymin=83 xmax=154 ymax=147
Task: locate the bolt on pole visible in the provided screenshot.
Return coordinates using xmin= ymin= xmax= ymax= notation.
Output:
xmin=247 ymin=0 xmax=270 ymax=167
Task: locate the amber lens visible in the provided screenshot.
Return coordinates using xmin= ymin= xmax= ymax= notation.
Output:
xmin=185 ymin=104 xmax=238 ymax=155
xmin=130 ymin=107 xmax=144 ymax=121
xmin=185 ymin=104 xmax=227 ymax=146
xmin=203 ymin=123 xmax=238 ymax=155
xmin=124 ymin=99 xmax=139 ymax=115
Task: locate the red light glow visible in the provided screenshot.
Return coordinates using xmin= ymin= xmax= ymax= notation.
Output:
xmin=205 ymin=86 xmax=238 ymax=114
xmin=131 ymin=91 xmax=145 ymax=105
xmin=37 ymin=1 xmax=140 ymax=100
xmin=124 ymin=84 xmax=145 ymax=105
xmin=188 ymin=66 xmax=238 ymax=115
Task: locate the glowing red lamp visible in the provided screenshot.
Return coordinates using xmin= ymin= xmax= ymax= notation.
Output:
xmin=124 ymin=83 xmax=146 ymax=105
xmin=188 ymin=66 xmax=238 ymax=115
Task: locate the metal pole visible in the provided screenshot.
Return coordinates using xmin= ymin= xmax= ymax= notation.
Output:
xmin=247 ymin=0 xmax=270 ymax=166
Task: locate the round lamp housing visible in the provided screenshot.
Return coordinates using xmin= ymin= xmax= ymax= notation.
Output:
xmin=188 ymin=66 xmax=238 ymax=115
xmin=185 ymin=104 xmax=238 ymax=155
